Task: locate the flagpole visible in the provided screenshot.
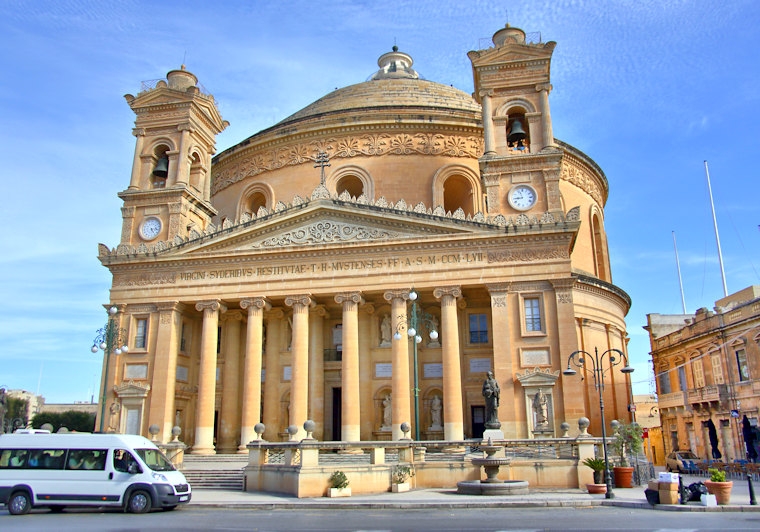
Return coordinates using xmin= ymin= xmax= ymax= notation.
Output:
xmin=672 ymin=231 xmax=687 ymax=313
xmin=704 ymin=160 xmax=728 ymax=297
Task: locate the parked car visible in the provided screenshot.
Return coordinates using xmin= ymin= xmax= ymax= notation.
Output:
xmin=666 ymin=451 xmax=699 ymax=473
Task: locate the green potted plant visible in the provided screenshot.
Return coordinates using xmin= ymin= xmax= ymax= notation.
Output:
xmin=704 ymin=468 xmax=732 ymax=505
xmin=327 ymin=470 xmax=351 ymax=497
xmin=609 ymin=422 xmax=643 ymax=488
xmin=581 ymin=456 xmax=607 ymax=493
xmin=391 ymin=465 xmax=415 ymax=493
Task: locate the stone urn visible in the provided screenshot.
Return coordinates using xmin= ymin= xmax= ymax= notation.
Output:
xmin=704 ymin=480 xmax=733 ymax=505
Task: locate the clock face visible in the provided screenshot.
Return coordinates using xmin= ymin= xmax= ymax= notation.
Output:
xmin=139 ymin=217 xmax=162 ymax=240
xmin=509 ymin=185 xmax=537 ymax=211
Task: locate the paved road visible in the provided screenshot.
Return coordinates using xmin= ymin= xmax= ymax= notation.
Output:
xmin=3 ymin=506 xmax=760 ymax=531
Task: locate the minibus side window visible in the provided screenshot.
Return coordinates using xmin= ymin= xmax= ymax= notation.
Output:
xmin=0 ymin=449 xmax=29 ymax=468
xmin=113 ymin=449 xmax=140 ymax=473
xmin=64 ymin=449 xmax=107 ymax=470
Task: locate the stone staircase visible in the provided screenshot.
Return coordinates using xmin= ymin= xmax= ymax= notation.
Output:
xmin=182 ymin=454 xmax=248 ymax=490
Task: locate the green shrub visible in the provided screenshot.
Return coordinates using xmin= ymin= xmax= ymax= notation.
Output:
xmin=708 ymin=468 xmax=726 ymax=482
xmin=582 ymin=457 xmax=606 ymax=472
xmin=392 ymin=465 xmax=415 ymax=484
xmin=31 ymin=410 xmax=96 ymax=433
xmin=328 ymin=470 xmax=349 ymax=489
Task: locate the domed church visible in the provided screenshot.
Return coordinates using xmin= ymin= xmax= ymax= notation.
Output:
xmin=99 ymin=24 xmax=633 ymax=453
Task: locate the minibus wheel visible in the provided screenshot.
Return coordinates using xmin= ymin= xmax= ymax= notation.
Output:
xmin=127 ymin=490 xmax=152 ymax=514
xmin=8 ymin=490 xmax=32 ymax=515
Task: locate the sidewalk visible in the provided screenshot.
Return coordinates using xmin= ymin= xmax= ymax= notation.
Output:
xmin=189 ymin=473 xmax=760 ymax=511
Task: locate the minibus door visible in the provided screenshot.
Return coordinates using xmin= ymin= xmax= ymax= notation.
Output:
xmin=108 ymin=449 xmax=142 ymax=502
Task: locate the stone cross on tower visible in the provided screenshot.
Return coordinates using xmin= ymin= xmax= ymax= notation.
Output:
xmin=314 ymin=151 xmax=330 ymax=186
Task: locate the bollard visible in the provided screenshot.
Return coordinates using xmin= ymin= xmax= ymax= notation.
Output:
xmin=748 ymin=474 xmax=757 ymax=506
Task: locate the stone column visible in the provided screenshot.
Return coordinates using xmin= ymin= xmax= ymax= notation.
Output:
xmin=262 ymin=308 xmax=284 ymax=440
xmin=174 ymin=125 xmax=191 ymax=186
xmin=434 ymin=286 xmax=464 ymax=441
xmin=309 ymin=305 xmax=327 ymax=440
xmin=487 ymin=284 xmax=515 ymax=437
xmin=149 ymin=301 xmax=180 ymax=442
xmin=358 ymin=304 xmax=375 ymax=440
xmin=284 ymin=294 xmax=313 ymax=440
xmin=335 ymin=292 xmax=364 ymax=443
xmin=384 ymin=289 xmax=412 ymax=440
xmin=129 ymin=128 xmax=145 ymax=190
xmin=536 ymin=83 xmax=555 ymax=149
xmin=480 ymin=90 xmax=496 ymax=155
xmin=193 ymin=300 xmax=226 ymax=454
xmin=238 ymin=297 xmax=270 ymax=451
xmin=218 ymin=310 xmax=243 ymax=453
xmin=552 ymin=279 xmax=584 ymax=428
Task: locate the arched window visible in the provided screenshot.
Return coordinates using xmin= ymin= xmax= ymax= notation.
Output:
xmin=443 ymin=174 xmax=474 ymax=216
xmin=336 ymin=174 xmax=364 ymax=198
xmin=238 ymin=183 xmax=275 ymax=220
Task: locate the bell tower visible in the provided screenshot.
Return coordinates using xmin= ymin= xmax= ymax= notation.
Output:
xmin=119 ymin=66 xmax=228 ymax=246
xmin=468 ymin=25 xmax=563 ymax=217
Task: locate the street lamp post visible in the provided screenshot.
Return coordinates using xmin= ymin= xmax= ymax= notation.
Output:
xmin=91 ymin=306 xmax=128 ymax=433
xmin=393 ymin=290 xmax=438 ymax=441
xmin=563 ymin=347 xmax=634 ymax=499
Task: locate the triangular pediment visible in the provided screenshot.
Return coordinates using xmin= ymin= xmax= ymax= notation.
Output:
xmin=469 ymin=43 xmax=555 ymax=69
xmin=176 ymin=200 xmax=496 ymax=256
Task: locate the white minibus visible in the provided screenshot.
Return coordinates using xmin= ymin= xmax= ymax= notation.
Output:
xmin=0 ymin=432 xmax=191 ymax=515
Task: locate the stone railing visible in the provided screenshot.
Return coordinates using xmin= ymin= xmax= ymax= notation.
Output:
xmin=244 ymin=431 xmax=608 ymax=498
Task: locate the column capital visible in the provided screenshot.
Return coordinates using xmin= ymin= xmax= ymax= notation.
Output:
xmin=361 ymin=303 xmax=376 ymax=316
xmin=195 ymin=300 xmax=227 ymax=313
xmin=311 ymin=304 xmax=328 ymax=318
xmin=383 ymin=289 xmax=413 ymax=302
xmin=284 ymin=294 xmax=314 ymax=309
xmin=535 ymin=83 xmax=552 ymax=93
xmin=433 ymin=286 xmax=462 ymax=300
xmin=486 ymin=283 xmax=511 ymax=295
xmin=334 ymin=292 xmax=365 ymax=305
xmin=155 ymin=301 xmax=180 ymax=313
xmin=221 ymin=310 xmax=245 ymax=322
xmin=132 ymin=127 xmax=146 ymax=137
xmin=479 ymin=88 xmax=495 ymax=98
xmin=265 ymin=307 xmax=285 ymax=320
xmin=241 ymin=297 xmax=271 ymax=312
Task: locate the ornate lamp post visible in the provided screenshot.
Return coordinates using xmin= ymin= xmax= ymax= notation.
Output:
xmin=563 ymin=347 xmax=634 ymax=499
xmin=393 ymin=289 xmax=438 ymax=441
xmin=91 ymin=306 xmax=128 ymax=432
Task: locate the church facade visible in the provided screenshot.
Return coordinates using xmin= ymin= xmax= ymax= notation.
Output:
xmin=97 ymin=25 xmax=634 ymax=453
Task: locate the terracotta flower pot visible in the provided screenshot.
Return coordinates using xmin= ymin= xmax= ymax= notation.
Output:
xmin=704 ymin=480 xmax=732 ymax=505
xmin=586 ymin=483 xmax=607 ymax=494
xmin=613 ymin=466 xmax=634 ymax=488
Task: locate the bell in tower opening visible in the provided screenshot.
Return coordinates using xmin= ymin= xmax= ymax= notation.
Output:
xmin=507 ymin=119 xmax=528 ymax=152
xmin=152 ymin=154 xmax=168 ymax=188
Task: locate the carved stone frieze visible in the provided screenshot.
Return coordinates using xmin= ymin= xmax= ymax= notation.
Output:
xmin=560 ymin=159 xmax=604 ymax=205
xmin=114 ymin=273 xmax=177 ymax=286
xmin=211 ymin=133 xmax=484 ymax=195
xmin=252 ymin=220 xmax=399 ymax=248
xmin=487 ymin=246 xmax=568 ymax=263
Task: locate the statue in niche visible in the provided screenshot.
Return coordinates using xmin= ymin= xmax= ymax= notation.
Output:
xmin=108 ymin=401 xmax=121 ymax=432
xmin=381 ymin=393 xmax=392 ymax=429
xmin=482 ymin=371 xmax=501 ymax=429
xmin=380 ymin=314 xmax=392 ymax=346
xmin=533 ymin=388 xmax=549 ymax=427
xmin=429 ymin=394 xmax=442 ymax=430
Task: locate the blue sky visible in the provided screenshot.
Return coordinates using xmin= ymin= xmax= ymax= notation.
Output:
xmin=1 ymin=0 xmax=758 ymax=403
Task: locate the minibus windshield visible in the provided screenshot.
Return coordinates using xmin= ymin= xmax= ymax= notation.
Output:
xmin=134 ymin=448 xmax=176 ymax=472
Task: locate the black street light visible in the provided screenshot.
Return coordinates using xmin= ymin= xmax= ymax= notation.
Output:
xmin=563 ymin=347 xmax=634 ymax=499
xmin=393 ymin=290 xmax=438 ymax=441
xmin=91 ymin=306 xmax=128 ymax=432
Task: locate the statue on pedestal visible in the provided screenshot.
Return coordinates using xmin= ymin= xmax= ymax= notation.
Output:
xmin=482 ymin=372 xmax=500 ymax=429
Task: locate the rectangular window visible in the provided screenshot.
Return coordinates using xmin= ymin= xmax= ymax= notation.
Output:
xmin=736 ymin=349 xmax=750 ymax=381
xmin=180 ymin=322 xmax=188 ymax=353
xmin=693 ymin=359 xmax=705 ymax=388
xmin=134 ymin=318 xmax=147 ymax=349
xmin=468 ymin=314 xmax=488 ymax=344
xmin=657 ymin=369 xmax=671 ymax=395
xmin=678 ymin=366 xmax=687 ymax=391
xmin=711 ymin=354 xmax=724 ymax=385
xmin=524 ymin=297 xmax=542 ymax=332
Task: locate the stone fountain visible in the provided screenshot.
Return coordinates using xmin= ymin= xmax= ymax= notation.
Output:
xmin=456 ymin=439 xmax=529 ymax=495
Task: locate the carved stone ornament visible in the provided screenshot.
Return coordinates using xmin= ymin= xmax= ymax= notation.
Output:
xmin=252 ymin=220 xmax=399 ymax=248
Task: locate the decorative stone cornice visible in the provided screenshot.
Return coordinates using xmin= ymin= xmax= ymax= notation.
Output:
xmin=516 ymin=367 xmax=560 ymax=388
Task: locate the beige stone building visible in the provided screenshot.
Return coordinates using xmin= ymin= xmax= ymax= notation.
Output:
xmin=96 ymin=24 xmax=634 ymax=453
xmin=646 ymin=286 xmax=760 ymax=462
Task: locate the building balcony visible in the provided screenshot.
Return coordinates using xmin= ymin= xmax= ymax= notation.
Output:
xmin=657 ymin=391 xmax=687 ymax=409
xmin=687 ymin=384 xmax=728 ymax=407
